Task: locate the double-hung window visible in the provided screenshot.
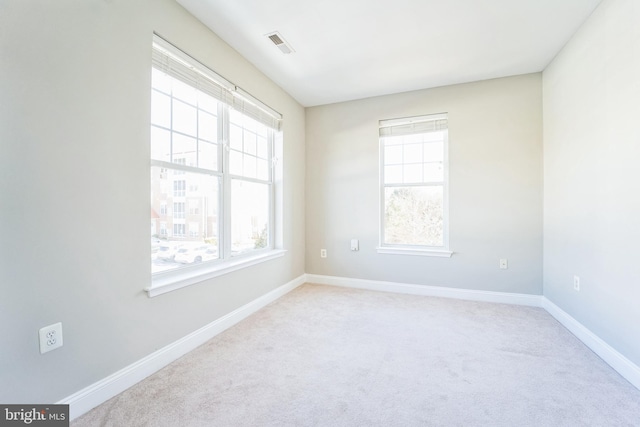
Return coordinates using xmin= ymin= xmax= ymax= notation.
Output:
xmin=378 ymin=114 xmax=452 ymax=257
xmin=149 ymin=35 xmax=283 ymax=294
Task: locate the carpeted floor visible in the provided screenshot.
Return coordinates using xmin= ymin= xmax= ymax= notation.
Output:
xmin=72 ymin=284 xmax=640 ymax=426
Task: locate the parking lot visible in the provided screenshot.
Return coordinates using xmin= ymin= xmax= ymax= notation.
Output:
xmin=151 ymin=240 xmax=218 ymax=274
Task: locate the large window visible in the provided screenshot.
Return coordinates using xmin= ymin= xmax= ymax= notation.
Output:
xmin=149 ymin=35 xmax=283 ymax=287
xmin=379 ymin=114 xmax=452 ymax=257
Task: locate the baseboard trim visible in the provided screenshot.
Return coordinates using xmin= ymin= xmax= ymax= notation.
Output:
xmin=307 ymin=274 xmax=640 ymax=391
xmin=542 ymin=297 xmax=640 ymax=390
xmin=305 ymin=274 xmax=543 ymax=307
xmin=60 ymin=274 xmax=306 ymax=420
xmin=59 ymin=273 xmax=640 ymax=420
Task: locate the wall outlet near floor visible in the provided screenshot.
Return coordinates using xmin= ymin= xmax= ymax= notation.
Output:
xmin=573 ymin=275 xmax=580 ymax=291
xmin=320 ymin=249 xmax=327 ymax=258
xmin=39 ymin=322 xmax=63 ymax=354
xmin=499 ymin=259 xmax=508 ymax=269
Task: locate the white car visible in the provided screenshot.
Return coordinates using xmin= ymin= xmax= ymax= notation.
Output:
xmin=174 ymin=244 xmax=217 ymax=264
xmin=157 ymin=242 xmax=181 ymax=261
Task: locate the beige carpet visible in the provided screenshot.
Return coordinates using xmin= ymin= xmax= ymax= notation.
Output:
xmin=72 ymin=284 xmax=640 ymax=426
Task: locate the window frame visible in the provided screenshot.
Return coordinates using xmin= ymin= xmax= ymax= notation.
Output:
xmin=377 ymin=114 xmax=453 ymax=258
xmin=148 ymin=34 xmax=285 ymax=297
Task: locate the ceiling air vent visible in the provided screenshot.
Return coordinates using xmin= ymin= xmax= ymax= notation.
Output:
xmin=265 ymin=31 xmax=294 ymax=54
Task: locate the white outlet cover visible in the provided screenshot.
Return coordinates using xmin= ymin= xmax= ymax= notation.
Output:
xmin=39 ymin=322 xmax=63 ymax=354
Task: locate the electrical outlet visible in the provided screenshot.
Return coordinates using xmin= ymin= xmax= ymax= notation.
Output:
xmin=320 ymin=249 xmax=327 ymax=258
xmin=39 ymin=322 xmax=63 ymax=354
xmin=573 ymin=275 xmax=580 ymax=291
xmin=499 ymin=259 xmax=508 ymax=269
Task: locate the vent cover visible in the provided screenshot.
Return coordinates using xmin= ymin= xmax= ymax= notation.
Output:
xmin=268 ymin=33 xmax=284 ymax=45
xmin=265 ymin=31 xmax=294 ymax=54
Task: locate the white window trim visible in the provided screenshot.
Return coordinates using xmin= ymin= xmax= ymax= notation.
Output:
xmin=146 ymin=249 xmax=287 ymax=297
xmin=379 ymin=113 xmax=452 ymax=257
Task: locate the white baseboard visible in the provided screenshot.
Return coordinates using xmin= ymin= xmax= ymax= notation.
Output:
xmin=307 ymin=274 xmax=640 ymax=391
xmin=305 ymin=274 xmax=544 ymax=307
xmin=59 ymin=273 xmax=640 ymax=421
xmin=542 ymin=297 xmax=640 ymax=390
xmin=60 ymin=274 xmax=306 ymax=420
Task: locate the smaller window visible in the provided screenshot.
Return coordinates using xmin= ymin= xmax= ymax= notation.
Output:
xmin=173 ymin=202 xmax=185 ymax=219
xmin=173 ymin=223 xmax=185 ymax=237
xmin=173 ymin=180 xmax=186 ymax=197
xmin=379 ymin=114 xmax=451 ymax=257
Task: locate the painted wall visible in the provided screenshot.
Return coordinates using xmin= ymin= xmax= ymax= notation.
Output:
xmin=306 ymin=75 xmax=543 ymax=294
xmin=543 ymin=0 xmax=640 ymax=366
xmin=0 ymin=0 xmax=305 ymax=403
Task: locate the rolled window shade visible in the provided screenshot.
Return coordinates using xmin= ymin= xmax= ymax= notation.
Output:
xmin=152 ymin=34 xmax=282 ymax=131
xmin=379 ymin=114 xmax=447 ymax=137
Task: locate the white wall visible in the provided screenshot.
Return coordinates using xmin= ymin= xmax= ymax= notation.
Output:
xmin=543 ymin=0 xmax=640 ymax=367
xmin=0 ymin=0 xmax=305 ymax=403
xmin=306 ymin=75 xmax=543 ymax=294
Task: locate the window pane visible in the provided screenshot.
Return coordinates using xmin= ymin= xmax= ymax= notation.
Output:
xmin=423 ymin=141 xmax=443 ymax=162
xmin=231 ymin=179 xmax=269 ymax=255
xmin=198 ymin=111 xmax=217 ymax=142
xmin=403 ymin=164 xmax=423 ymax=183
xmin=384 ymin=165 xmax=403 ymax=184
xmin=424 ymin=162 xmax=444 ymax=182
xmin=405 ymin=133 xmax=424 ymax=144
xmin=151 ymin=91 xmax=171 ymax=128
xmin=151 ymin=167 xmax=220 ymax=274
xmin=172 ymin=99 xmax=197 ymax=136
xmin=243 ymin=154 xmax=257 ymax=179
xmin=424 ymin=130 xmax=445 ymax=143
xmin=173 ymin=133 xmax=196 ymax=163
xmin=198 ymin=92 xmax=218 ymax=114
xmin=403 ymin=143 xmax=422 ymax=162
xmin=198 ymin=141 xmax=218 ymax=171
xmin=171 ymin=79 xmax=197 ymax=104
xmin=150 ymin=126 xmax=171 ymax=162
xmin=243 ymin=130 xmax=257 ymax=155
xmin=230 ymin=150 xmax=242 ymax=175
xmin=384 ymin=145 xmax=403 ymax=165
xmin=152 ymin=68 xmax=172 ymax=93
xmin=384 ymin=186 xmax=443 ymax=247
xmin=230 ymin=124 xmax=242 ymax=151
xmin=257 ymin=136 xmax=268 ymax=159
xmin=383 ymin=135 xmax=404 ymax=146
xmin=257 ymin=159 xmax=269 ymax=181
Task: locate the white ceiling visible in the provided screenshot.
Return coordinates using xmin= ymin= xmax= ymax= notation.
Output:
xmin=176 ymin=0 xmax=602 ymax=107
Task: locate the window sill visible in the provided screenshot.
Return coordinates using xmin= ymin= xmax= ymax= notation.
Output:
xmin=146 ymin=249 xmax=287 ymax=297
xmin=376 ymin=247 xmax=453 ymax=258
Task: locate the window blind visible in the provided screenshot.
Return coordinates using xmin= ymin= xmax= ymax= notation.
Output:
xmin=152 ymin=34 xmax=282 ymax=131
xmin=379 ymin=113 xmax=447 ymax=137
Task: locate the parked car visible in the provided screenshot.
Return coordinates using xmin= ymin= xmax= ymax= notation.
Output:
xmin=157 ymin=242 xmax=181 ymax=261
xmin=174 ymin=244 xmax=217 ymax=264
